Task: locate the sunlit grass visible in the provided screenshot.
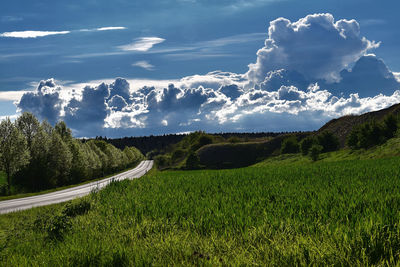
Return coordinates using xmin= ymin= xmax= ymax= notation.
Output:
xmin=1 ymin=155 xmax=400 ymax=265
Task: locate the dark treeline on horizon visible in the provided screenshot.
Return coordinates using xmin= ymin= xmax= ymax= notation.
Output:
xmin=92 ymin=131 xmax=313 ymax=155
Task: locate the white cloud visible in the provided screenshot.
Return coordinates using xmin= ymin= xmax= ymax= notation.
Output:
xmin=132 ymin=61 xmax=155 ymax=70
xmin=0 ymin=90 xmax=32 ymax=101
xmin=0 ymin=26 xmax=127 ymax=39
xmin=394 ymin=72 xmax=400 ymax=83
xmin=247 ymin=13 xmax=379 ymax=84
xmin=118 ymin=37 xmax=166 ymax=52
xmin=96 ymin=26 xmax=126 ymax=31
xmin=0 ymin=30 xmax=70 ymax=38
xmin=10 ymin=13 xmax=400 ymax=137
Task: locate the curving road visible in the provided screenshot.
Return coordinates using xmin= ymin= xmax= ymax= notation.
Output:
xmin=0 ymin=160 xmax=153 ymax=214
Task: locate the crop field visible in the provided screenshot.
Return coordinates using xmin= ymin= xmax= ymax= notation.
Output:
xmin=1 ymin=156 xmax=400 ymax=265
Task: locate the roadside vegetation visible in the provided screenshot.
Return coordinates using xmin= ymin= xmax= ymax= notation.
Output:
xmin=2 ymin=143 xmax=400 ymax=265
xmin=0 ymin=113 xmax=143 ymax=196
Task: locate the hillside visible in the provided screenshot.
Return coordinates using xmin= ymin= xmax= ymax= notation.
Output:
xmin=2 ymin=143 xmax=400 ymax=265
xmin=318 ymin=103 xmax=400 ymax=146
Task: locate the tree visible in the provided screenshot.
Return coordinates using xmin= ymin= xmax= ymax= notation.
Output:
xmin=309 ymin=144 xmax=323 ymax=161
xmin=317 ymin=131 xmax=339 ymax=152
xmin=299 ymin=136 xmax=316 ymax=155
xmin=16 ymin=112 xmax=40 ymax=150
xmin=55 ymin=121 xmax=72 ymax=142
xmin=27 ymin=126 xmax=52 ymax=190
xmin=0 ymin=118 xmax=30 ymax=191
xmin=48 ymin=132 xmax=72 ymax=186
xmin=185 ymin=152 xmax=200 ymax=169
xmin=383 ymin=114 xmax=398 ymax=139
xmin=281 ymin=136 xmax=299 ymax=154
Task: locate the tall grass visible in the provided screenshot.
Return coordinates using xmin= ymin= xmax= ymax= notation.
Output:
xmin=1 ymin=156 xmax=400 ymax=265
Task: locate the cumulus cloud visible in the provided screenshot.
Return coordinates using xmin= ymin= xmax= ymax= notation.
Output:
xmin=118 ymin=37 xmax=166 ymax=52
xmin=247 ymin=13 xmax=379 ymax=83
xmin=12 ymin=13 xmax=400 ymax=137
xmin=16 ymin=79 xmax=63 ymax=124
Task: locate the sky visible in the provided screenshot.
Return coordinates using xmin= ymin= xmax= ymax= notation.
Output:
xmin=1 ymin=0 xmax=400 ymax=137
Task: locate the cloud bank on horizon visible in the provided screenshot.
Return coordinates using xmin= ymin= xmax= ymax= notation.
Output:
xmin=16 ymin=13 xmax=400 ymax=137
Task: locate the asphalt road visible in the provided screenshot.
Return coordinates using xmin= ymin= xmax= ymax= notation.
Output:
xmin=0 ymin=160 xmax=153 ymax=214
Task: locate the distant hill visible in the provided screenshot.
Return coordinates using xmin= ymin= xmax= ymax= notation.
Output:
xmin=318 ymin=103 xmax=400 ymax=146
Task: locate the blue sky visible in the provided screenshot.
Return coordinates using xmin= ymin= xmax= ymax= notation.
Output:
xmin=1 ymin=0 xmax=400 ymax=137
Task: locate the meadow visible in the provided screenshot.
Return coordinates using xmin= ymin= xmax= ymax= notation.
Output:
xmin=1 ymin=151 xmax=400 ymax=265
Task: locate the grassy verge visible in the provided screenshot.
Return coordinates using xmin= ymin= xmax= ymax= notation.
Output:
xmin=1 ymin=153 xmax=400 ymax=265
xmin=0 ymin=161 xmax=143 ymax=201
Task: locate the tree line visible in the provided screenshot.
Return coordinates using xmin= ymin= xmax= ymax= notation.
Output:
xmin=0 ymin=113 xmax=144 ymax=195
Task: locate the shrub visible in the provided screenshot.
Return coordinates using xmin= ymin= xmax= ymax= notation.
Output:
xmin=62 ymin=199 xmax=91 ymax=217
xmin=171 ymin=149 xmax=186 ymax=163
xmin=281 ymin=136 xmax=299 ymax=154
xmin=347 ymin=120 xmax=390 ymax=150
xmin=185 ymin=152 xmax=200 ymax=169
xmin=191 ymin=134 xmax=214 ymax=151
xmin=227 ymin=137 xmax=242 ymax=143
xmin=317 ymin=131 xmax=339 ymax=152
xmin=154 ymin=154 xmax=171 ymax=169
xmin=299 ymin=136 xmax=316 ymax=155
xmin=309 ymin=144 xmax=323 ymax=161
xmin=383 ymin=114 xmax=398 ymax=139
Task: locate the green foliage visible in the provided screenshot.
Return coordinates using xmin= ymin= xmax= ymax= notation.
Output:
xmin=55 ymin=121 xmax=72 ymax=141
xmin=62 ymin=199 xmax=91 ymax=217
xmin=300 ymin=136 xmax=316 ymax=155
xmin=171 ymin=148 xmax=185 ymax=163
xmin=227 ymin=136 xmax=242 ymax=143
xmin=185 ymin=152 xmax=200 ymax=169
xmin=3 ymin=156 xmax=400 ymax=265
xmin=317 ymin=131 xmax=339 ymax=152
xmin=0 ymin=118 xmax=30 ymax=191
xmin=0 ymin=113 xmax=144 ymax=193
xmin=16 ymin=112 xmax=39 ymax=149
xmin=309 ymin=144 xmax=323 ymax=161
xmin=281 ymin=136 xmax=299 ymax=154
xmin=154 ymin=154 xmax=171 ymax=169
xmin=347 ymin=115 xmax=399 ymax=150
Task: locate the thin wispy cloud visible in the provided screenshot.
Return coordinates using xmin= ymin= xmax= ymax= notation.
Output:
xmin=0 ymin=30 xmax=70 ymax=38
xmin=69 ymin=32 xmax=264 ymax=59
xmin=118 ymin=37 xmax=166 ymax=52
xmin=0 ymin=26 xmax=127 ymax=38
xmin=132 ymin=61 xmax=155 ymax=70
xmin=96 ymin=26 xmax=126 ymax=31
xmin=1 ymin=16 xmax=23 ymax=22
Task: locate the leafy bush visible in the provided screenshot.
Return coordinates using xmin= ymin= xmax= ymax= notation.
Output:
xmin=62 ymin=199 xmax=91 ymax=217
xmin=347 ymin=114 xmax=399 ymax=150
xmin=185 ymin=152 xmax=200 ymax=169
xmin=281 ymin=136 xmax=299 ymax=154
xmin=154 ymin=154 xmax=171 ymax=169
xmin=171 ymin=149 xmax=186 ymax=163
xmin=317 ymin=131 xmax=339 ymax=152
xmin=309 ymin=144 xmax=323 ymax=161
xmin=227 ymin=137 xmax=242 ymax=143
xmin=299 ymin=136 xmax=316 ymax=155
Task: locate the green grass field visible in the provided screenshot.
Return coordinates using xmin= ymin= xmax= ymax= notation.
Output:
xmin=1 ymin=151 xmax=400 ymax=265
